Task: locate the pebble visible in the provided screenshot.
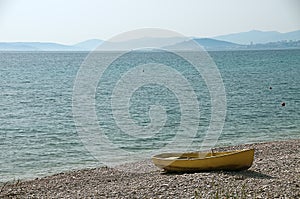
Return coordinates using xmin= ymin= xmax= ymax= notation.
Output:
xmin=0 ymin=139 xmax=299 ymax=198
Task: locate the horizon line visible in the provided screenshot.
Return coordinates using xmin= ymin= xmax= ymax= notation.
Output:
xmin=1 ymin=28 xmax=299 ymax=45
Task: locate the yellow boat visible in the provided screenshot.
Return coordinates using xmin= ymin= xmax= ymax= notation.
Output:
xmin=152 ymin=149 xmax=254 ymax=172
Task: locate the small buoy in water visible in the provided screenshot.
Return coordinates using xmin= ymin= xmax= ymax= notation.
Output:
xmin=269 ymin=86 xmax=272 ymax=90
xmin=281 ymin=102 xmax=285 ymax=107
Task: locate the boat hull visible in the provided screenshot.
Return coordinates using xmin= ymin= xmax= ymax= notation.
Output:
xmin=152 ymin=149 xmax=254 ymax=172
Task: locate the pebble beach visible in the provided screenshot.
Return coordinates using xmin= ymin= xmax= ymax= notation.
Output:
xmin=1 ymin=139 xmax=299 ymax=198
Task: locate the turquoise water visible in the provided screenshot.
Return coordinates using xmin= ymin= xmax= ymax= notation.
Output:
xmin=1 ymin=50 xmax=299 ymax=182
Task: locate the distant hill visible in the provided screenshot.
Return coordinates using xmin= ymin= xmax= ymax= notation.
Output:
xmin=194 ymin=38 xmax=243 ymax=50
xmin=0 ymin=40 xmax=102 ymax=51
xmin=81 ymin=37 xmax=242 ymax=51
xmin=0 ymin=42 xmax=77 ymax=51
xmin=214 ymin=30 xmax=300 ymax=45
xmin=166 ymin=38 xmax=300 ymax=51
xmin=246 ymin=40 xmax=300 ymax=50
xmin=1 ymin=29 xmax=300 ymax=51
xmin=92 ymin=37 xmax=187 ymax=51
xmin=72 ymin=39 xmax=103 ymax=51
xmin=165 ymin=38 xmax=243 ymax=51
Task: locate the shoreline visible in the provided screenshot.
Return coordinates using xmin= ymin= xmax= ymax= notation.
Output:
xmin=1 ymin=139 xmax=299 ymax=198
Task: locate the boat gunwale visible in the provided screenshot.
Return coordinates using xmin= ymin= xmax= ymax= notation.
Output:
xmin=152 ymin=148 xmax=254 ymax=161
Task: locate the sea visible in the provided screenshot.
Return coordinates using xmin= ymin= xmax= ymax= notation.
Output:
xmin=1 ymin=49 xmax=299 ymax=183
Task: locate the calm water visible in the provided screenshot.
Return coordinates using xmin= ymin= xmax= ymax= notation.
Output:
xmin=1 ymin=50 xmax=300 ymax=182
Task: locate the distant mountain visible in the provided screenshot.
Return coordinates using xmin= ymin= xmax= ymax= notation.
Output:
xmin=72 ymin=39 xmax=103 ymax=51
xmin=214 ymin=30 xmax=300 ymax=45
xmin=164 ymin=38 xmax=243 ymax=51
xmin=0 ymin=40 xmax=103 ymax=51
xmin=95 ymin=37 xmax=187 ymax=51
xmin=87 ymin=37 xmax=242 ymax=51
xmin=193 ymin=38 xmax=243 ymax=50
xmin=0 ymin=42 xmax=77 ymax=51
xmin=1 ymin=30 xmax=300 ymax=51
xmin=0 ymin=38 xmax=239 ymax=51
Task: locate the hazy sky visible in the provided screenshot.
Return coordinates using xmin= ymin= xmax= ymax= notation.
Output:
xmin=0 ymin=0 xmax=299 ymax=44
